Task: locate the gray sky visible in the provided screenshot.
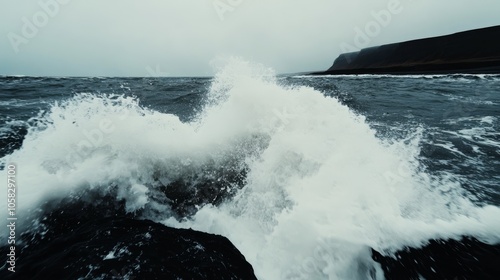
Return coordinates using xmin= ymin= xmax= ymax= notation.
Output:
xmin=1 ymin=0 xmax=499 ymax=77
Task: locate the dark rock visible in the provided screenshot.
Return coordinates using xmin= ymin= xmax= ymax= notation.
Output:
xmin=372 ymin=237 xmax=500 ymax=280
xmin=316 ymin=25 xmax=500 ymax=75
xmin=159 ymin=164 xmax=248 ymax=218
xmin=0 ymin=195 xmax=257 ymax=280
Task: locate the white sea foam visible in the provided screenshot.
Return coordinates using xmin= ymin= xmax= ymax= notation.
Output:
xmin=1 ymin=59 xmax=500 ymax=279
xmin=294 ymin=74 xmax=500 ymax=81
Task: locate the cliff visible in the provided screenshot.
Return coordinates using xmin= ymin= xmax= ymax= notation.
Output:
xmin=317 ymin=25 xmax=500 ymax=75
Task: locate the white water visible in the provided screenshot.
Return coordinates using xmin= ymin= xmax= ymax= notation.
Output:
xmin=2 ymin=60 xmax=500 ymax=279
xmin=295 ymin=74 xmax=500 ymax=80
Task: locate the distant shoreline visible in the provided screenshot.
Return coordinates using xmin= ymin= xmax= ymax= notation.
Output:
xmin=313 ymin=25 xmax=500 ymax=75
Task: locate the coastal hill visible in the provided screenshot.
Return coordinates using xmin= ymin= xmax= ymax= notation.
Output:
xmin=316 ymin=25 xmax=500 ymax=75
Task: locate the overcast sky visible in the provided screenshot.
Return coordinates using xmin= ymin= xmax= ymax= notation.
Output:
xmin=1 ymin=0 xmax=499 ymax=77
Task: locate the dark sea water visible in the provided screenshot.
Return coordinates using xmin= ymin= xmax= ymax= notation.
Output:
xmin=1 ymin=63 xmax=500 ymax=279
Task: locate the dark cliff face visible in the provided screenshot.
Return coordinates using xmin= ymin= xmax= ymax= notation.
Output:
xmin=321 ymin=25 xmax=500 ymax=75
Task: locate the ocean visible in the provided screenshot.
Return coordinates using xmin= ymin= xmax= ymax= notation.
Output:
xmin=1 ymin=61 xmax=500 ymax=279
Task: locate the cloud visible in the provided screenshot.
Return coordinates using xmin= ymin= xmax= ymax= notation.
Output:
xmin=1 ymin=0 xmax=499 ymax=76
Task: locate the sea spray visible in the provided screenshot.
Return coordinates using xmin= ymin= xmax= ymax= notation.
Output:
xmin=164 ymin=60 xmax=500 ymax=279
xmin=1 ymin=60 xmax=499 ymax=279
